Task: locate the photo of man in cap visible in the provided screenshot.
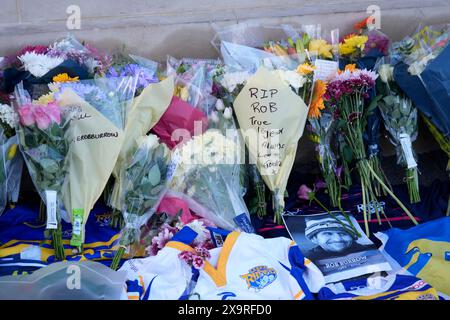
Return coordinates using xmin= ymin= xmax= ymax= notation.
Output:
xmin=304 ymin=214 xmax=371 ymax=261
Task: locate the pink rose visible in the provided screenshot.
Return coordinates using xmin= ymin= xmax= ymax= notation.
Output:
xmin=297 ymin=184 xmax=314 ymax=201
xmin=192 ymin=256 xmax=205 ymax=269
xmin=18 ymin=104 xmax=35 ymax=126
xmin=45 ymin=102 xmax=61 ymax=125
xmin=34 ymin=105 xmax=51 ymax=130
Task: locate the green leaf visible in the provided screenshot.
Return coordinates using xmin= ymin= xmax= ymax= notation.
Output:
xmin=343 ymin=145 xmax=354 ymax=163
xmin=147 ymin=165 xmax=161 ymax=186
xmin=39 ymin=158 xmax=59 ymax=174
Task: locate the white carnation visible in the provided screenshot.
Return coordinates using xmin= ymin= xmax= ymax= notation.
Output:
xmin=221 ymin=71 xmax=250 ymax=92
xmin=272 ymin=70 xmax=306 ymax=90
xmin=18 ymin=52 xmax=64 ymax=78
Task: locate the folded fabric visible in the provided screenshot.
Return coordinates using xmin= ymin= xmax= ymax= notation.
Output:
xmin=318 ymin=273 xmax=440 ymax=300
xmin=375 ymin=217 xmax=450 ymax=296
xmin=151 ymin=96 xmax=208 ymax=149
xmin=169 ymin=231 xmax=325 ymax=300
xmin=0 ymin=201 xmax=120 ymax=269
xmin=394 ymin=61 xmax=450 ymax=138
xmin=421 ymin=44 xmax=450 ymax=138
xmin=119 ymin=227 xmax=199 ymax=300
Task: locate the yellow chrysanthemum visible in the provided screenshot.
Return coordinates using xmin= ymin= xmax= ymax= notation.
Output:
xmin=52 ymin=73 xmax=79 ymax=83
xmin=296 ymin=63 xmax=316 ymax=75
xmin=308 ymin=39 xmax=333 ymax=59
xmin=33 ymin=93 xmax=55 ymax=105
xmin=339 ymin=35 xmax=368 ymax=56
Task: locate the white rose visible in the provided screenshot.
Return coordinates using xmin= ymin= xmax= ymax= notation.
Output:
xmin=378 ymin=64 xmax=394 ymax=83
xmin=215 ymin=99 xmax=225 ymax=111
xmin=223 ymin=107 xmax=233 ymax=119
xmin=209 ymin=111 xmax=219 ymax=123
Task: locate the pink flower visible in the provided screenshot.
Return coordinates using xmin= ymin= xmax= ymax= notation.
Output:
xmin=192 ymin=256 xmax=205 ymax=269
xmin=297 ymin=184 xmax=314 ymax=201
xmin=45 ymin=102 xmax=61 ymax=125
xmin=178 ymin=250 xmax=194 ymax=264
xmin=34 ymin=105 xmax=52 ymax=130
xmin=314 ymin=180 xmax=327 ymax=191
xmin=194 ymin=246 xmax=211 ymax=259
xmin=18 ymin=104 xmax=35 ymax=126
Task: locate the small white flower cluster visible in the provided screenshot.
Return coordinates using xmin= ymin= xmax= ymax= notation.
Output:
xmin=0 ymin=104 xmax=18 ymax=129
xmin=272 ymin=70 xmax=307 ymax=91
xmin=332 ymin=68 xmax=378 ymax=83
xmin=209 ymin=99 xmax=233 ymax=124
xmin=178 ymin=130 xmax=240 ymax=167
xmin=18 ymin=52 xmax=64 ymax=78
xmin=220 ymin=71 xmax=250 ymax=92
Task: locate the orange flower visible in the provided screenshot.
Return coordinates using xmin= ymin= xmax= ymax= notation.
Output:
xmin=308 ymin=80 xmax=327 ymax=118
xmin=52 ymin=73 xmax=79 ymax=83
xmin=344 ymin=33 xmax=358 ymax=40
xmin=337 ymin=64 xmax=358 ymax=74
xmin=296 ymin=63 xmax=316 ymax=75
xmin=354 ymin=17 xmax=369 ymax=31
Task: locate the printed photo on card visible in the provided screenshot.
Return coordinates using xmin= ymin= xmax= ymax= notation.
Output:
xmin=282 ymin=212 xmax=392 ymax=283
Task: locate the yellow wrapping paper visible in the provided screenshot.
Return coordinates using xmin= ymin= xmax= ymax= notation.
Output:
xmin=109 ymin=77 xmax=174 ymax=209
xmin=58 ymin=90 xmax=124 ymax=247
xmin=233 ymin=66 xmax=308 ymax=210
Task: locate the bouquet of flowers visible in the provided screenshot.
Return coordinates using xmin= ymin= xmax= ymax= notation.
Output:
xmin=168 ymin=129 xmax=252 ymax=231
xmin=325 ymin=66 xmax=418 ymax=235
xmin=377 ymin=61 xmax=421 ymax=203
xmin=0 ymin=103 xmax=22 ymax=215
xmin=14 ymin=83 xmax=71 ymax=260
xmin=106 ymin=55 xmax=174 ymax=213
xmin=110 ymin=134 xmax=170 ymax=270
xmin=308 ymin=112 xmax=341 ymax=208
xmin=2 ymin=35 xmax=111 ymax=95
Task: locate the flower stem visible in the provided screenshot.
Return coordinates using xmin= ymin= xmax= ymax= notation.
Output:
xmin=111 ymin=246 xmax=126 ymax=271
xmin=367 ymin=162 xmax=418 ymax=225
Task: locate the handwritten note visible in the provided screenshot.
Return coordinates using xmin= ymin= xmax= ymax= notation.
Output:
xmin=233 ymin=66 xmax=308 ymax=194
xmin=313 ymin=59 xmax=339 ymax=82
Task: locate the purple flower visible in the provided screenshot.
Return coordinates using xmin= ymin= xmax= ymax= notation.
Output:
xmin=365 ymin=31 xmax=390 ymax=56
xmin=314 ymin=180 xmax=327 ymax=191
xmin=107 ymin=64 xmax=158 ymax=91
xmin=297 ymin=184 xmax=315 ymax=201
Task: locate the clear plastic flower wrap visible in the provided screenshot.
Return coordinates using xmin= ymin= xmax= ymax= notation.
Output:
xmin=110 ymin=134 xmax=170 ymax=270
xmin=14 ymin=76 xmax=136 ymax=259
xmin=377 ymin=60 xmax=421 ymax=203
xmin=0 ymin=103 xmax=23 ymax=215
xmin=308 ymin=113 xmax=341 ymax=208
xmin=167 ymin=56 xmax=220 ymax=117
xmin=168 ymin=129 xmax=252 ymax=231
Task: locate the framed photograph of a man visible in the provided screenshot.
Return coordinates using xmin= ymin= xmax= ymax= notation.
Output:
xmin=283 ymin=212 xmax=392 ymax=283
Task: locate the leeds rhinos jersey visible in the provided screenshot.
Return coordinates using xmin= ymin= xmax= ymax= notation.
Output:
xmin=119 ymin=227 xmax=198 ymax=300
xmin=318 ymin=274 xmax=440 ymax=300
xmin=166 ymin=231 xmax=325 ymax=300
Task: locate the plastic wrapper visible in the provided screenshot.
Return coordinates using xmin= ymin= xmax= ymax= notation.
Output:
xmin=15 ymin=76 xmax=136 ymax=257
xmin=168 ymin=129 xmax=252 ymax=231
xmin=308 ymin=113 xmax=340 ymax=208
xmin=151 ymin=95 xmax=208 ymax=149
xmin=107 ymin=76 xmax=174 ymax=211
xmin=0 ymin=261 xmax=127 ymax=300
xmin=211 ymin=22 xmax=291 ymax=72
xmin=0 ymin=129 xmax=23 ymax=215
xmin=167 ymin=56 xmax=220 ymax=118
xmin=110 ymin=134 xmax=170 ymax=270
xmin=377 ymin=61 xmax=420 ymax=203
